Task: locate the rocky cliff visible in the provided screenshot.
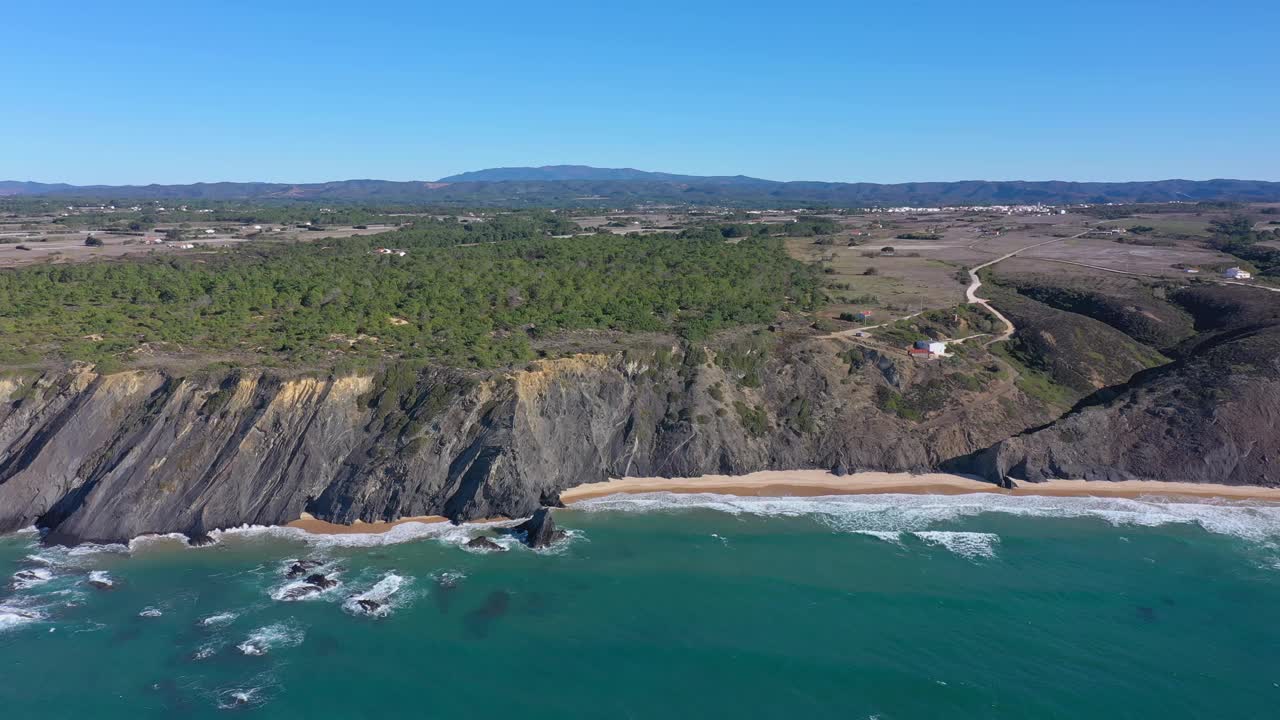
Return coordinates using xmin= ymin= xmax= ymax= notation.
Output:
xmin=969 ymin=284 xmax=1280 ymax=486
xmin=0 ymin=335 xmax=1048 ymax=544
xmin=5 ymin=281 xmax=1277 ymax=545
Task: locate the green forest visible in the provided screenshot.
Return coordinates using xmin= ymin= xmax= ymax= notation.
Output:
xmin=0 ymin=215 xmax=821 ymax=368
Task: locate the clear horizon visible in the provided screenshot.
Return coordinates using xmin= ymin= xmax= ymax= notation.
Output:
xmin=3 ymin=1 xmax=1277 ymax=185
xmin=7 ymin=167 xmax=1280 ymax=187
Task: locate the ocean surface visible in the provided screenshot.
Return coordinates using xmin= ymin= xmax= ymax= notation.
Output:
xmin=3 ymin=492 xmax=1280 ymax=719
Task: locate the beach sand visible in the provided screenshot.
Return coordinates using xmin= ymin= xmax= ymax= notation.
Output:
xmin=558 ymin=470 xmax=1280 ymax=504
xmin=289 ymin=471 xmax=1280 ymax=535
xmin=287 ymin=512 xmax=449 ymax=535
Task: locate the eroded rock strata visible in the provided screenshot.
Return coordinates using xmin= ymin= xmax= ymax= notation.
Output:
xmin=1 ymin=283 xmax=1276 ymax=544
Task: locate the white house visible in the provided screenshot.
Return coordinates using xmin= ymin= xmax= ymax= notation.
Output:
xmin=1223 ymin=267 xmax=1252 ymax=280
xmin=928 ymin=341 xmax=948 ymax=356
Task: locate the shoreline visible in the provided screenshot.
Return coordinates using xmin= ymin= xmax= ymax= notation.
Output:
xmin=286 ymin=512 xmax=451 ymax=535
xmin=558 ymin=470 xmax=1280 ymax=504
xmin=285 ymin=471 xmax=1280 ymax=536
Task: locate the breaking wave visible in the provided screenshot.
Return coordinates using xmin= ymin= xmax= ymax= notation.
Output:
xmin=343 ymin=573 xmax=410 ymax=617
xmin=570 ymin=491 xmax=1280 ymax=557
xmin=215 ymin=519 xmax=513 ymax=549
xmin=237 ymin=622 xmax=305 ymax=656
xmin=0 ymin=604 xmax=46 ymax=633
xmin=199 ymin=611 xmax=239 ymax=628
xmin=912 ymin=531 xmax=1000 ymax=559
xmin=11 ymin=567 xmax=54 ymax=590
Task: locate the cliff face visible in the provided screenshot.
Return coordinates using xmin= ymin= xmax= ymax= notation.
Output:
xmin=970 ymin=285 xmax=1280 ymax=487
xmin=9 ymin=280 xmax=1276 ymax=545
xmin=971 ymin=326 xmax=1280 ymax=485
xmin=0 ymin=337 xmax=1048 ymax=544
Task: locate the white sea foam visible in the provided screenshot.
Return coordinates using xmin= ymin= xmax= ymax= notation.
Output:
xmin=67 ymin=542 xmax=129 ymax=557
xmin=193 ymin=642 xmax=220 ymax=660
xmin=570 ymin=491 xmax=1280 ymax=545
xmin=87 ymin=570 xmax=114 ymax=588
xmin=237 ymin=622 xmax=304 ymax=656
xmin=431 ymin=570 xmax=466 ymax=587
xmin=11 ymin=567 xmax=54 ymax=590
xmin=0 ymin=605 xmax=46 ymax=633
xmin=855 ymin=530 xmax=904 ymax=545
xmin=533 ymin=528 xmax=583 ymax=555
xmin=23 ymin=541 xmax=128 ymax=573
xmin=217 ymin=687 xmax=260 ymax=710
xmin=343 ymin=573 xmax=409 ymax=617
xmin=199 ymin=611 xmax=239 ymax=628
xmin=212 ymin=673 xmax=278 ymax=710
xmin=138 ymin=607 xmax=163 ymax=618
xmin=270 ymin=575 xmax=342 ymax=602
xmin=127 ymin=533 xmax=192 ymax=552
xmin=215 ymin=518 xmax=513 ymax=549
xmin=912 ymin=531 xmax=1000 ymax=559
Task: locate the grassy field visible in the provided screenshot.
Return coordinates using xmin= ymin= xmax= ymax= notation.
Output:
xmin=1099 ymin=217 xmax=1212 ymax=237
xmin=785 ymin=238 xmax=967 ymax=319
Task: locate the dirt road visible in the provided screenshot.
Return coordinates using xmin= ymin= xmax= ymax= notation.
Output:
xmin=965 ymin=231 xmax=1090 ymax=341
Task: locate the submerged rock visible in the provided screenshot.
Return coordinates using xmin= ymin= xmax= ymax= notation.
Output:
xmin=465 ymin=536 xmax=506 ymax=552
xmin=87 ymin=571 xmax=114 ymax=590
xmin=12 ymin=568 xmax=53 ymax=588
xmin=356 ymin=599 xmax=382 ymax=614
xmin=185 ymin=532 xmax=217 ymax=547
xmin=511 ymin=508 xmax=565 ymax=549
xmin=285 ymin=560 xmax=323 ymax=579
xmin=282 ymin=584 xmax=322 ymax=601
xmin=304 ymin=573 xmax=338 ymax=589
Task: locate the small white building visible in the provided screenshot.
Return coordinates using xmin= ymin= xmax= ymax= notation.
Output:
xmin=1223 ymin=267 xmax=1252 ymax=280
xmin=928 ymin=341 xmax=948 ymax=356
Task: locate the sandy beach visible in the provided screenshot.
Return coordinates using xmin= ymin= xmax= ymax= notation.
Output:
xmin=287 ymin=512 xmax=450 ymax=535
xmin=559 ymin=470 xmax=1280 ymax=504
xmin=288 ymin=471 xmax=1280 ymax=535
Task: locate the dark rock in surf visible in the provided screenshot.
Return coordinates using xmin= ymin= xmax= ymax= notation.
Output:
xmin=304 ymin=573 xmax=338 ymax=589
xmin=356 ymin=599 xmax=382 ymax=614
xmin=285 ymin=560 xmax=323 ymax=578
xmin=185 ymin=532 xmax=217 ymax=547
xmin=511 ymin=507 xmax=565 ymax=549
xmin=465 ymin=536 xmax=506 ymax=552
xmin=282 ymin=584 xmax=322 ymax=601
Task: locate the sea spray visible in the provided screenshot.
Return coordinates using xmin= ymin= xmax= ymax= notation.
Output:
xmin=570 ymin=491 xmax=1280 ymax=543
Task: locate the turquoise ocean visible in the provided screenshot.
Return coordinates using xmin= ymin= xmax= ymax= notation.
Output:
xmin=3 ymin=491 xmax=1280 ymax=719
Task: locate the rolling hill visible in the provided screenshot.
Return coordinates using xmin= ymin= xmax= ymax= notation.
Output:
xmin=4 ymin=169 xmax=1280 ymax=207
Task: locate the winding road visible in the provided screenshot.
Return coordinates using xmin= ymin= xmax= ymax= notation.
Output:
xmin=964 ymin=231 xmax=1090 ymax=342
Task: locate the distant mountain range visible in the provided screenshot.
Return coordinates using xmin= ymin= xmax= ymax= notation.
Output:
xmin=438 ymin=165 xmax=770 ymax=184
xmin=4 ymin=167 xmax=1280 ymax=207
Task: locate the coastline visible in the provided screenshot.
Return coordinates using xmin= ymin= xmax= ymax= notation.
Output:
xmin=557 ymin=470 xmax=1280 ymax=504
xmin=286 ymin=512 xmax=450 ymax=535
xmin=285 ymin=471 xmax=1280 ymax=536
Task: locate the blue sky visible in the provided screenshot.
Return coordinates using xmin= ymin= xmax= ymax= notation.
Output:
xmin=2 ymin=0 xmax=1277 ymax=184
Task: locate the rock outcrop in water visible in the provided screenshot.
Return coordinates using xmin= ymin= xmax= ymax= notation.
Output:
xmin=511 ymin=508 xmax=564 ymax=548
xmin=0 ymin=281 xmax=1276 ymax=544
